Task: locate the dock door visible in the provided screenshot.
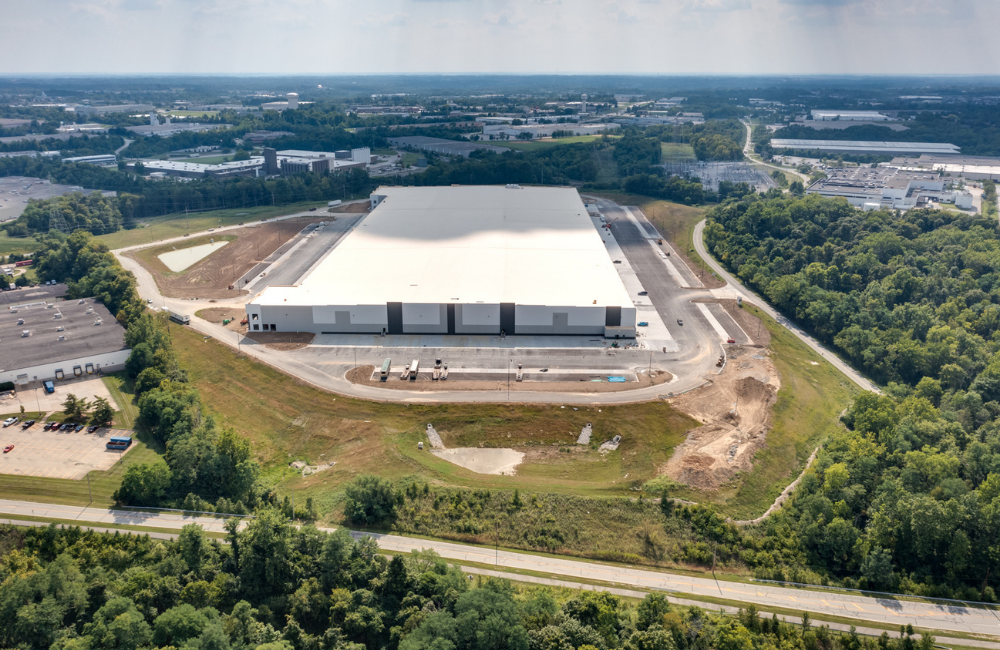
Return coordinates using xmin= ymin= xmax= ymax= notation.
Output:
xmin=387 ymin=302 xmax=403 ymax=335
xmin=500 ymin=303 xmax=515 ymax=335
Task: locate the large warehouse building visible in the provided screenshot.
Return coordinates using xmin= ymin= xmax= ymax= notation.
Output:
xmin=246 ymin=185 xmax=637 ymax=338
xmin=0 ymin=285 xmax=131 ymax=385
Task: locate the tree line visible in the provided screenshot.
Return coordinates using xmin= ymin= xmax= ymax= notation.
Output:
xmin=0 ymin=520 xmax=938 ymax=650
xmin=705 ymin=192 xmax=1000 ymax=599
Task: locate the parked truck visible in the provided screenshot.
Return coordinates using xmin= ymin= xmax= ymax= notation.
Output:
xmin=409 ymin=359 xmax=420 ymax=380
xmin=169 ymin=311 xmax=190 ymax=325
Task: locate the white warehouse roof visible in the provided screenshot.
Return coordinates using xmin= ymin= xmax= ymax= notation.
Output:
xmin=252 ymin=185 xmax=633 ymax=309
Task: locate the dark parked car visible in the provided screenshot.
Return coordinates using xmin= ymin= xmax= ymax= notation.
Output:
xmin=61 ymin=423 xmax=73 ymax=431
xmin=88 ymin=425 xmax=99 ymax=433
xmin=20 ymin=420 xmax=35 ymax=429
xmin=638 ymin=291 xmax=648 ymax=296
xmin=75 ymin=424 xmax=85 ymax=432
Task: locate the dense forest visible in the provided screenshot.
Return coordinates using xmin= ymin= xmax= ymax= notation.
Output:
xmin=0 ymin=521 xmax=937 ymax=650
xmin=641 ymin=121 xmax=746 ymax=162
xmin=705 ymin=193 xmax=1000 ymax=599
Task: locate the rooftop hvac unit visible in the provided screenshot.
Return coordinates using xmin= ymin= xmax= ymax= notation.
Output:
xmin=54 ymin=312 xmax=62 ymax=319
xmin=16 ymin=318 xmax=23 ymax=325
xmin=78 ymin=299 xmax=85 ymax=305
xmin=94 ymin=319 xmax=103 ymax=326
xmin=21 ymin=330 xmax=30 ymax=337
xmin=56 ymin=326 xmax=64 ymax=332
xmin=57 ymin=335 xmax=65 ymax=341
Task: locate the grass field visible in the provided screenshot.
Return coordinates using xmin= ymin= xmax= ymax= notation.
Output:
xmin=95 ymin=202 xmax=328 ymax=250
xmin=0 ymin=233 xmax=40 ymax=257
xmin=167 ymin=326 xmax=697 ymax=507
xmin=102 ymin=374 xmax=139 ymax=428
xmin=661 ymin=142 xmax=696 ymax=162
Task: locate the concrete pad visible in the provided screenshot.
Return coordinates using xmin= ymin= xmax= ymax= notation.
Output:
xmin=431 ymin=448 xmax=525 ymax=475
xmin=158 ymin=241 xmax=229 ymax=272
xmin=0 ymin=427 xmax=134 ymax=480
xmin=0 ymin=376 xmax=116 ymax=416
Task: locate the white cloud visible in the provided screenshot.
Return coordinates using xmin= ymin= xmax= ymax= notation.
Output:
xmin=358 ymin=11 xmax=412 ymax=27
xmin=483 ymin=4 xmax=526 ymax=26
xmin=683 ymin=0 xmax=751 ymax=11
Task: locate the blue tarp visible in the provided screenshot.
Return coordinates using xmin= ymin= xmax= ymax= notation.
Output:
xmin=607 ymin=376 xmax=626 ymax=383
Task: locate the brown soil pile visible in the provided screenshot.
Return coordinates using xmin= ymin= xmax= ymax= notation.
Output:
xmin=244 ymin=331 xmax=314 ymax=350
xmin=345 ymin=365 xmax=673 ymax=394
xmin=128 ymin=217 xmax=322 ymax=300
xmin=328 ymin=203 xmax=369 ymax=214
xmin=663 ymin=345 xmax=779 ymax=490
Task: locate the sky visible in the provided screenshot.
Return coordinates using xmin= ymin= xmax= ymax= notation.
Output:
xmin=1 ymin=0 xmax=998 ymax=75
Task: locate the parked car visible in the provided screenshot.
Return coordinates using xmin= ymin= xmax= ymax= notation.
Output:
xmin=88 ymin=425 xmax=99 ymax=433
xmin=21 ymin=420 xmax=35 ymax=429
xmin=638 ymin=291 xmax=648 ymax=296
xmin=3 ymin=445 xmax=13 ymax=453
xmin=637 ymin=321 xmax=649 ymax=327
xmin=677 ymin=319 xmax=684 ymax=325
xmin=727 ymin=338 xmax=736 ymax=344
xmin=61 ymin=423 xmax=73 ymax=431
xmin=44 ymin=422 xmax=57 ymax=430
xmin=3 ymin=417 xmax=18 ymax=427
xmin=74 ymin=424 xmax=85 ymax=432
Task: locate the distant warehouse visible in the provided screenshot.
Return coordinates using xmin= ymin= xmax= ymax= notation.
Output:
xmin=0 ymin=284 xmax=130 ymax=385
xmin=770 ymin=139 xmax=960 ymax=156
xmin=246 ymin=185 xmax=637 ymax=338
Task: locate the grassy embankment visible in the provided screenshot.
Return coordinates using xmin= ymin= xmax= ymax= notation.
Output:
xmin=96 ymin=202 xmax=328 ymax=250
xmin=0 ymin=374 xmax=160 ymax=506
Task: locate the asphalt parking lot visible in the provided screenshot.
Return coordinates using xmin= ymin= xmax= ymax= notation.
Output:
xmin=0 ymin=425 xmax=134 ymax=480
xmin=0 ymin=376 xmax=115 ymax=414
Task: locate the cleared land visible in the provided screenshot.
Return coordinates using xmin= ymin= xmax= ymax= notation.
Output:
xmin=95 ymin=202 xmax=331 ymax=250
xmin=127 ymin=218 xmax=318 ymax=299
xmin=661 ymin=143 xmax=697 ymax=162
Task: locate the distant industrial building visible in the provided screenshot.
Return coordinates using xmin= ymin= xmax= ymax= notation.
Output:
xmin=71 ymin=104 xmax=154 ymax=116
xmin=810 ymin=110 xmax=892 ymax=121
xmin=136 ymin=147 xmax=370 ymax=179
xmin=481 ymin=123 xmax=619 ymax=139
xmin=56 ymin=123 xmax=108 ymax=134
xmin=388 ymin=136 xmax=507 ymax=158
xmin=806 ymin=166 xmax=973 ymax=211
xmin=126 ymin=114 xmax=231 ymax=137
xmin=771 ymin=139 xmax=960 ymax=156
xmin=889 ymin=154 xmax=1000 ymax=181
xmin=246 ymin=186 xmax=636 ymax=338
xmin=0 ymin=285 xmax=130 ymax=385
xmin=62 ymin=154 xmax=117 ymax=167
xmin=617 ymin=115 xmax=704 ymax=126
xmin=349 ymin=105 xmax=422 ymax=116
xmin=261 ymin=93 xmax=300 ymax=111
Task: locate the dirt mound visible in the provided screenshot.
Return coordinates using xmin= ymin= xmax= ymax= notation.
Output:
xmin=663 ymin=345 xmax=779 ymax=491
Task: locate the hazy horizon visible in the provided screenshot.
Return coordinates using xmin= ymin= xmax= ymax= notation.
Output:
xmin=2 ymin=0 xmax=998 ymax=76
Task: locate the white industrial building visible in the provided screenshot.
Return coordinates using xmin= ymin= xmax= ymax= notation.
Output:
xmin=806 ymin=167 xmax=973 ymax=211
xmin=246 ymin=185 xmax=637 ymax=338
xmin=810 ymin=110 xmax=892 ymax=121
xmin=0 ymin=286 xmax=130 ymax=385
xmin=482 ymin=123 xmax=619 ymax=140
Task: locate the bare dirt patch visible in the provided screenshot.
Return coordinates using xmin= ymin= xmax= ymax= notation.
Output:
xmin=663 ymin=345 xmax=779 ymax=491
xmin=126 ymin=217 xmax=321 ymax=299
xmin=345 ymin=365 xmax=672 ymax=393
xmin=244 ymin=331 xmax=315 ymax=351
xmin=718 ymin=299 xmax=771 ymax=347
xmin=328 ymin=203 xmax=370 ymax=214
xmin=431 ymin=448 xmax=525 ymax=476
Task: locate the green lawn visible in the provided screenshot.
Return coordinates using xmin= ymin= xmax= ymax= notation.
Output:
xmin=660 ymin=142 xmax=696 ymax=162
xmin=401 ymin=152 xmax=420 ymax=166
xmin=95 ymin=202 xmax=328 ymax=250
xmin=0 ymin=233 xmax=40 ymax=257
xmin=102 ymin=373 xmax=139 ymax=429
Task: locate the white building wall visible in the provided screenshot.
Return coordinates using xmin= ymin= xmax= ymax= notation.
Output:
xmin=461 ymin=303 xmax=499 ymax=326
xmin=0 ymin=349 xmax=130 ymax=385
xmin=402 ymin=303 xmax=447 ymax=334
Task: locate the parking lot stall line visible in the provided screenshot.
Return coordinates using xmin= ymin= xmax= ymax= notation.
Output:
xmin=695 ymin=303 xmax=732 ymax=341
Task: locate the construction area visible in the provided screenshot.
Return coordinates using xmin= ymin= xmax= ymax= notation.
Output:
xmin=663 ymin=343 xmax=779 ymax=491
xmin=125 ymin=215 xmax=362 ymax=299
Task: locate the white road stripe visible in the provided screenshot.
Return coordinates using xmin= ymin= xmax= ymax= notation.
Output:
xmin=696 ymin=303 xmax=730 ymax=341
xmin=646 ymin=239 xmax=689 ymax=287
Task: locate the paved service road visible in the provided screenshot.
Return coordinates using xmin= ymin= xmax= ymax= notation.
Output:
xmin=693 ymin=219 xmax=881 ymax=394
xmin=2 ymin=499 xmax=997 ymax=639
